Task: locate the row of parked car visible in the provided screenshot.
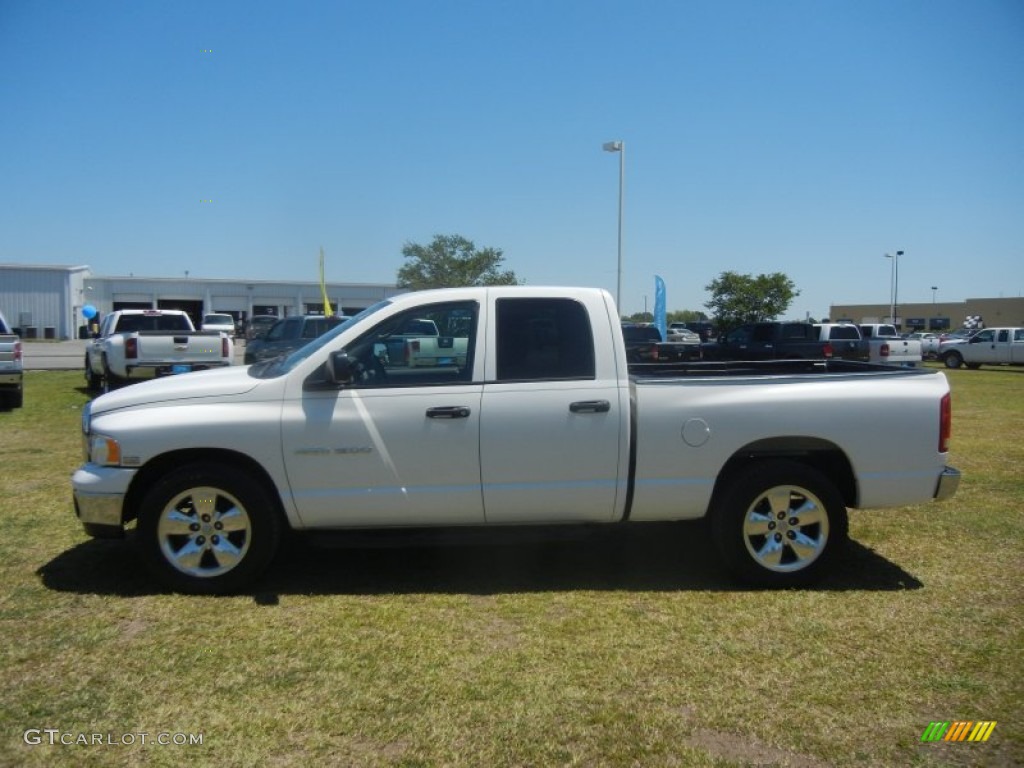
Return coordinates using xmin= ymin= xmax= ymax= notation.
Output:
xmin=624 ymin=320 xmax=927 ymax=366
xmin=620 ymin=320 xmax=1024 ymax=370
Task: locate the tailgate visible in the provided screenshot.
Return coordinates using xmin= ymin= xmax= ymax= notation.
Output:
xmin=0 ymin=336 xmax=21 ymax=367
xmin=136 ymin=332 xmax=225 ymax=364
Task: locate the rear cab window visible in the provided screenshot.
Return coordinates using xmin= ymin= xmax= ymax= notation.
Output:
xmin=495 ymin=298 xmax=595 ymax=381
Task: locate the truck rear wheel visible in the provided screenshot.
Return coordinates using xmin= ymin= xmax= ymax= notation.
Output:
xmin=101 ymin=355 xmax=121 ymax=392
xmin=84 ymin=355 xmax=102 ymax=391
xmin=137 ymin=463 xmax=281 ymax=594
xmin=712 ymin=460 xmax=848 ymax=588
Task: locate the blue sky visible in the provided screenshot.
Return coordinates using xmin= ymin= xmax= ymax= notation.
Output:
xmin=2 ymin=0 xmax=1021 ymax=318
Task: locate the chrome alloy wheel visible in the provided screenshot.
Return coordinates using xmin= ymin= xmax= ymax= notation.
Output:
xmin=741 ymin=485 xmax=830 ymax=573
xmin=156 ymin=486 xmax=253 ymax=578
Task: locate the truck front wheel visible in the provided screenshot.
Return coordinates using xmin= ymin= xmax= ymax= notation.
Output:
xmin=137 ymin=463 xmax=281 ymax=594
xmin=943 ymin=351 xmax=963 ymax=369
xmin=712 ymin=460 xmax=848 ymax=588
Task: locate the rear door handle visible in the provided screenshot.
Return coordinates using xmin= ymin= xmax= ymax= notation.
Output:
xmin=569 ymin=400 xmax=611 ymax=414
xmin=426 ymin=406 xmax=471 ymax=419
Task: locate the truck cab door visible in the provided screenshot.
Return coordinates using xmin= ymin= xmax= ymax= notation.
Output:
xmin=479 ymin=296 xmax=627 ymax=524
xmin=966 ymin=329 xmax=996 ymax=364
xmin=281 ymin=301 xmax=484 ymax=528
xmin=994 ymin=329 xmax=1012 ymax=363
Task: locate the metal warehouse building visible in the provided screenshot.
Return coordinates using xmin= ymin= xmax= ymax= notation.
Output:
xmin=0 ymin=263 xmax=405 ymax=339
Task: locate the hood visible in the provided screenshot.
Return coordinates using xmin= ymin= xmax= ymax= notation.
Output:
xmin=91 ymin=365 xmax=261 ymax=414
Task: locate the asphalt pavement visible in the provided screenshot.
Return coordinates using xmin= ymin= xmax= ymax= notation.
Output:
xmin=21 ymin=339 xmax=247 ymax=370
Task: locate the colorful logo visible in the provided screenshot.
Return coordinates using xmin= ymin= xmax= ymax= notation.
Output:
xmin=921 ymin=721 xmax=997 ymax=742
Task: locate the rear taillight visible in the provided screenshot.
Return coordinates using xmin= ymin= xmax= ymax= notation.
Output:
xmin=939 ymin=392 xmax=952 ymax=453
xmin=13 ymin=340 xmax=21 ymax=362
xmin=222 ymin=337 xmax=230 ymax=357
xmin=823 ymin=343 xmax=834 ymax=358
xmin=125 ymin=337 xmax=138 ymax=359
xmin=880 ymin=343 xmax=890 ymax=358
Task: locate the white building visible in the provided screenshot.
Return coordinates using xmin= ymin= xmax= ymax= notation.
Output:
xmin=0 ymin=263 xmax=405 ymax=339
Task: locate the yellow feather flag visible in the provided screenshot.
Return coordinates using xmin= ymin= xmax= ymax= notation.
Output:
xmin=319 ymin=247 xmax=334 ymax=317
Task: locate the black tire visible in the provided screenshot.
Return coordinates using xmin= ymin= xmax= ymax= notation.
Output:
xmin=943 ymin=351 xmax=963 ymax=369
xmin=711 ymin=460 xmax=848 ymax=588
xmin=137 ymin=463 xmax=281 ymax=594
xmin=10 ymin=387 xmax=23 ymax=408
xmin=101 ymin=355 xmax=120 ymax=392
xmin=85 ymin=355 xmax=102 ymax=391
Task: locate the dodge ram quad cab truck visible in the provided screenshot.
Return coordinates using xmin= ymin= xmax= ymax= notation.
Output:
xmin=85 ymin=309 xmax=234 ymax=390
xmin=0 ymin=310 xmax=23 ymax=409
xmin=858 ymin=324 xmax=923 ymax=367
xmin=940 ymin=327 xmax=1024 ymax=369
xmin=701 ymin=322 xmax=836 ymax=361
xmin=72 ymin=286 xmax=960 ymax=594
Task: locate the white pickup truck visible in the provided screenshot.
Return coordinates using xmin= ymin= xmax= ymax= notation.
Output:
xmin=940 ymin=327 xmax=1024 ymax=369
xmin=85 ymin=309 xmax=235 ymax=390
xmin=858 ymin=324 xmax=923 ymax=366
xmin=72 ymin=287 xmax=960 ymax=594
xmin=0 ymin=309 xmax=24 ymax=409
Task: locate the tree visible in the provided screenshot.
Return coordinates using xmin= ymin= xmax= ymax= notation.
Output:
xmin=666 ymin=309 xmax=709 ymax=325
xmin=704 ymin=271 xmax=799 ymax=331
xmin=396 ymin=234 xmax=520 ymax=290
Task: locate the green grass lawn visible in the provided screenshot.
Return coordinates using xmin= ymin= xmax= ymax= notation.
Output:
xmin=1 ymin=368 xmax=1020 ymax=767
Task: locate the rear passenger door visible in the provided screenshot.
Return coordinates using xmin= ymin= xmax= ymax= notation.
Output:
xmin=479 ymin=297 xmax=625 ymax=524
xmin=993 ymin=329 xmax=1012 ymax=364
xmin=1013 ymin=330 xmax=1024 ymax=364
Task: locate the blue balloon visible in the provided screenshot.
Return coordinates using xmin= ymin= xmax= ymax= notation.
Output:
xmin=82 ymin=304 xmax=97 ymax=320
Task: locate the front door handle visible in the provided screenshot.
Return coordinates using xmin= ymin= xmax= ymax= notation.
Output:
xmin=426 ymin=406 xmax=471 ymax=419
xmin=569 ymin=400 xmax=611 ymax=414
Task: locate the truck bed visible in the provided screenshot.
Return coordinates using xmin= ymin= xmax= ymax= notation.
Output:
xmin=629 ymin=358 xmax=913 ymax=379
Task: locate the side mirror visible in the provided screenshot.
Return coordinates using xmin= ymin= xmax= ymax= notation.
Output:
xmin=326 ymin=351 xmax=356 ymax=385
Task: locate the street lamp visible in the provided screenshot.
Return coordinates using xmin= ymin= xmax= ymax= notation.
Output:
xmin=603 ymin=140 xmax=625 ymax=311
xmin=884 ymin=250 xmax=904 ymax=326
xmin=931 ymin=286 xmax=938 ymax=304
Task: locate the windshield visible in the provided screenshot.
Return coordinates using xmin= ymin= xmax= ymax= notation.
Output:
xmin=249 ymin=301 xmax=391 ymax=378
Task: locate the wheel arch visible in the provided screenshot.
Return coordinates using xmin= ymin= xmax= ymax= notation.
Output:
xmin=124 ymin=449 xmax=288 ymax=528
xmin=711 ymin=437 xmax=857 ymax=510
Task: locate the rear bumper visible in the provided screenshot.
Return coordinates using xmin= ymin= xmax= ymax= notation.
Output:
xmin=934 ymin=466 xmax=961 ymax=502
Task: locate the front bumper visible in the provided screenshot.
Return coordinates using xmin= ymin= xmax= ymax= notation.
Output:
xmin=934 ymin=466 xmax=961 ymax=502
xmin=72 ymin=465 xmax=136 ymax=529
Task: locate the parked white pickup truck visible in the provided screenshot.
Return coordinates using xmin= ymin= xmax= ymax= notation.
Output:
xmin=73 ymin=287 xmax=960 ymax=594
xmin=85 ymin=309 xmax=234 ymax=390
xmin=940 ymin=327 xmax=1024 ymax=369
xmin=858 ymin=324 xmax=923 ymax=366
xmin=0 ymin=309 xmax=24 ymax=409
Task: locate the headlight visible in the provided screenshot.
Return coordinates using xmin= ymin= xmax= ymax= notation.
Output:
xmin=88 ymin=435 xmax=122 ymax=466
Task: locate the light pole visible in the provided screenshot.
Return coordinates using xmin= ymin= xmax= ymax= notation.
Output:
xmin=884 ymin=250 xmax=903 ymax=326
xmin=603 ymin=140 xmax=624 ymax=312
xmin=932 ymin=286 xmax=938 ymax=304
